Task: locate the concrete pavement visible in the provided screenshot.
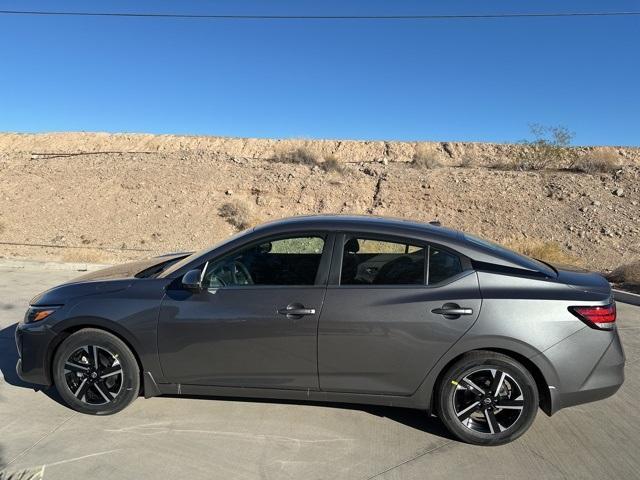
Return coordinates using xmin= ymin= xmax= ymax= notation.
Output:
xmin=1 ymin=264 xmax=639 ymax=480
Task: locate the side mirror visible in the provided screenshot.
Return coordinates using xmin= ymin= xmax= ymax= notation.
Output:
xmin=182 ymin=269 xmax=203 ymax=292
xmin=256 ymin=242 xmax=272 ymax=254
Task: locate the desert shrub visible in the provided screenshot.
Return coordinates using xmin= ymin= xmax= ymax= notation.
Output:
xmin=489 ymin=158 xmax=516 ymax=170
xmin=504 ymin=238 xmax=580 ymax=266
xmin=271 ymin=147 xmax=342 ymax=174
xmin=412 ymin=146 xmax=442 ymax=169
xmin=219 ymin=199 xmax=258 ymax=230
xmin=458 ymin=156 xmax=475 ymax=168
xmin=569 ymin=151 xmax=619 ymax=174
xmin=272 ymin=147 xmax=318 ymax=166
xmin=517 ymin=124 xmax=577 ymax=170
xmin=322 ymin=155 xmax=344 ymax=173
xmin=607 ymin=261 xmax=640 ymax=284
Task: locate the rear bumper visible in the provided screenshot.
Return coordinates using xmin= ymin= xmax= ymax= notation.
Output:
xmin=542 ymin=327 xmax=625 ymax=415
xmin=15 ymin=321 xmax=56 ymax=386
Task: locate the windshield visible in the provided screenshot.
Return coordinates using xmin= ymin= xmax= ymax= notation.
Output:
xmin=464 ymin=233 xmax=556 ymax=275
xmin=160 ymin=227 xmax=255 ymax=277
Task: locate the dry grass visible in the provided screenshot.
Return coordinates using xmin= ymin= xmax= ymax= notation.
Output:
xmin=271 ymin=147 xmax=344 ymax=174
xmin=492 ymin=152 xmax=568 ymax=171
xmin=271 ymin=147 xmax=318 ymax=166
xmin=412 ymin=146 xmax=442 ymax=169
xmin=61 ymin=248 xmax=109 ymax=264
xmin=321 ymin=154 xmax=344 ymax=173
xmin=488 ymin=148 xmax=618 ymax=173
xmin=510 ymin=150 xmax=556 ymax=171
xmin=458 ymin=156 xmax=475 ymax=168
xmin=219 ymin=199 xmax=259 ymax=231
xmin=0 ymin=221 xmax=5 ymax=234
xmin=569 ymin=151 xmax=620 ymax=174
xmin=489 ymin=158 xmax=516 ymax=170
xmin=607 ymin=260 xmax=640 ymax=285
xmin=504 ymin=238 xmax=581 ymax=266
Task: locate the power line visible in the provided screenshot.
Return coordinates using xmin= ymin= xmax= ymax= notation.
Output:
xmin=0 ymin=10 xmax=639 ymax=21
xmin=0 ymin=240 xmax=154 ymax=252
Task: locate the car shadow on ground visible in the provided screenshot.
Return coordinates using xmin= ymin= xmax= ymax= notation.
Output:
xmin=166 ymin=395 xmax=456 ymax=440
xmin=0 ymin=323 xmax=66 ymax=407
xmin=0 ymin=322 xmax=454 ymax=440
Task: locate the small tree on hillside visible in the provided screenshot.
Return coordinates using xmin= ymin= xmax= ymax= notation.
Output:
xmin=517 ymin=124 xmax=576 ymax=170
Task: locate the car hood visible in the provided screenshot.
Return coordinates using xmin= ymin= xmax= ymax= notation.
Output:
xmin=30 ymin=279 xmax=133 ymax=306
xmin=70 ymin=252 xmax=189 ymax=282
xmin=29 ymin=253 xmax=189 ymax=306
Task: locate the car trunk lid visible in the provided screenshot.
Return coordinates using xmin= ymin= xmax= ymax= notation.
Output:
xmin=554 ymin=264 xmax=612 ymax=296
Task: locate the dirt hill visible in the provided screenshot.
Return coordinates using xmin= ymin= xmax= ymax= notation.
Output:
xmin=0 ymin=132 xmax=638 ymax=277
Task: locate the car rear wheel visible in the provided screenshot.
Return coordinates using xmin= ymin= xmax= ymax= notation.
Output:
xmin=52 ymin=328 xmax=140 ymax=415
xmin=437 ymin=351 xmax=538 ymax=446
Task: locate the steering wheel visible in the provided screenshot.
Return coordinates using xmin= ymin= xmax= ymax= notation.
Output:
xmin=207 ymin=260 xmax=254 ymax=287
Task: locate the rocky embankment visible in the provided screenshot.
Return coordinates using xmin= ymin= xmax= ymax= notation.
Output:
xmin=0 ymin=132 xmax=638 ymax=275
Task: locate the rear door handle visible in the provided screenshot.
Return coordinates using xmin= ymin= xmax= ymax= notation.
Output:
xmin=278 ymin=303 xmax=316 ymax=318
xmin=431 ymin=307 xmax=473 ymax=315
xmin=431 ymin=303 xmax=473 ymax=318
xmin=278 ymin=308 xmax=316 ymax=316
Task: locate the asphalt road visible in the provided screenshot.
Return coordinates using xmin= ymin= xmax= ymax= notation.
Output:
xmin=1 ymin=264 xmax=639 ymax=480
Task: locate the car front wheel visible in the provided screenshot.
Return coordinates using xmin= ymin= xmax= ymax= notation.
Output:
xmin=437 ymin=351 xmax=539 ymax=446
xmin=52 ymin=328 xmax=140 ymax=415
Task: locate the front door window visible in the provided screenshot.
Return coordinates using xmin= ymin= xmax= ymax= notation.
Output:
xmin=203 ymin=236 xmax=325 ymax=288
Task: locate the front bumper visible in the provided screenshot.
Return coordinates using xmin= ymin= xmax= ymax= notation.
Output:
xmin=541 ymin=326 xmax=625 ymax=415
xmin=15 ymin=321 xmax=57 ymax=386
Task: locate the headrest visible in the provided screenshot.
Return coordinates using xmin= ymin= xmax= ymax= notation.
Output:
xmin=344 ymin=238 xmax=360 ymax=253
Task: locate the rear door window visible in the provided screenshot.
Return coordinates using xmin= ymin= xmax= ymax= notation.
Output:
xmin=340 ymin=237 xmax=426 ymax=285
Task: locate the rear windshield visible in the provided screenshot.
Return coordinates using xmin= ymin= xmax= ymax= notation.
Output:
xmin=464 ymin=233 xmax=556 ymax=276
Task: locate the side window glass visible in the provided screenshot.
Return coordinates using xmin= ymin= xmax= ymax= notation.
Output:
xmin=204 ymin=236 xmax=325 ymax=287
xmin=428 ymin=247 xmax=463 ymax=284
xmin=341 ymin=238 xmax=425 ymax=285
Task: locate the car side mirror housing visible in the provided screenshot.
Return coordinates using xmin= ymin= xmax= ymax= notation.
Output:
xmin=182 ymin=269 xmax=203 ymax=292
xmin=256 ymin=242 xmax=272 ymax=254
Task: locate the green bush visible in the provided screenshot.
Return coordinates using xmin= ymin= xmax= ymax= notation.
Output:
xmin=516 ymin=124 xmax=577 ymax=170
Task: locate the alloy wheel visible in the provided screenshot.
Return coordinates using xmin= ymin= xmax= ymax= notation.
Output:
xmin=452 ymin=368 xmax=525 ymax=434
xmin=63 ymin=345 xmax=123 ymax=405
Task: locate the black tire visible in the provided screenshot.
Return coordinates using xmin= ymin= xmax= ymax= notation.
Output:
xmin=437 ymin=351 xmax=538 ymax=446
xmin=52 ymin=328 xmax=140 ymax=415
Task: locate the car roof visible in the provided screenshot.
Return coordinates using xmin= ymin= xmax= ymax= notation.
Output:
xmin=254 ymin=214 xmax=461 ymax=240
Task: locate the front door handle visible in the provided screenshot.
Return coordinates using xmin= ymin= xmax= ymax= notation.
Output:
xmin=278 ymin=303 xmax=316 ymax=318
xmin=431 ymin=303 xmax=473 ymax=318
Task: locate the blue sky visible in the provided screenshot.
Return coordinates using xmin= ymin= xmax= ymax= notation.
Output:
xmin=0 ymin=0 xmax=638 ymax=145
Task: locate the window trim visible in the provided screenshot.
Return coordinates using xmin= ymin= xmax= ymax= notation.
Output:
xmin=197 ymin=231 xmax=335 ymax=289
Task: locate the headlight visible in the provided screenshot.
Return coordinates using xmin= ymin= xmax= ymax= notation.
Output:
xmin=24 ymin=306 xmax=61 ymax=324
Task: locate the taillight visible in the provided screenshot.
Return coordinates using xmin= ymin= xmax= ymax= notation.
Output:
xmin=569 ymin=303 xmax=616 ymax=330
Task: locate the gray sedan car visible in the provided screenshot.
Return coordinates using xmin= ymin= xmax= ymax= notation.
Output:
xmin=16 ymin=215 xmax=624 ymax=445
